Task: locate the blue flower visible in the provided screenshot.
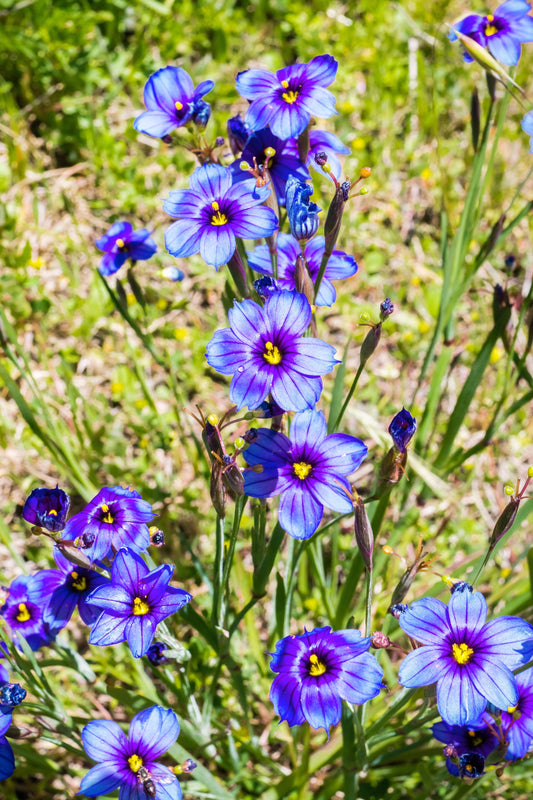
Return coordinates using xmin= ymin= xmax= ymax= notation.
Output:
xmin=22 ymin=485 xmax=70 ymax=532
xmin=206 ymin=291 xmax=338 ymax=412
xmin=388 ymin=408 xmax=417 ymax=453
xmin=285 ymin=176 xmax=320 ymax=241
xmin=87 ymin=548 xmax=191 ymax=658
xmin=522 ymin=110 xmax=533 ymax=153
xmin=133 ymin=66 xmax=214 ymax=138
xmin=0 ymin=724 xmax=14 ymax=782
xmin=284 ymin=129 xmax=350 ymax=181
xmin=0 ymin=574 xmax=57 ymax=650
xmin=163 ymin=163 xmax=278 ymax=270
xmin=95 ymin=222 xmax=157 ymax=276
xmin=230 ymin=127 xmax=310 ymax=205
xmin=270 ymin=626 xmax=384 ymax=732
xmin=32 ymin=546 xmax=110 ymax=629
xmin=398 ymin=588 xmax=533 ymax=726
xmin=236 ymin=54 xmax=338 ymax=139
xmin=63 ymin=485 xmax=156 ymax=563
xmin=450 ymin=1 xmax=533 ymax=65
xmin=227 ymin=113 xmax=251 ymax=155
xmin=432 ymin=717 xmax=498 ymax=778
xmin=80 ymin=705 xmax=182 ymax=799
xmin=243 ymin=408 xmax=367 ymax=539
xmin=499 ymin=668 xmax=533 ymax=760
xmin=248 ymin=233 xmax=357 ymax=306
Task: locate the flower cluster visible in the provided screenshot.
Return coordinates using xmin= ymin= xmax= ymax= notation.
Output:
xmin=450 ymin=0 xmax=533 ymax=64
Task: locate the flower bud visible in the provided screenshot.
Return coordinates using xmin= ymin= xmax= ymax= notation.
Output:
xmin=146 ymin=641 xmax=169 ymax=666
xmin=285 ymin=176 xmax=321 ymax=242
xmin=324 ymin=180 xmax=349 ymax=254
xmin=294 ymin=254 xmax=315 ymax=306
xmin=380 ymin=297 xmax=394 ymax=319
xmin=353 ymin=495 xmax=374 ymax=570
xmin=388 ymin=408 xmax=416 ymax=453
xmin=22 ymin=486 xmax=70 ymax=532
xmin=227 ymin=114 xmax=250 ymax=155
xmin=0 ymin=683 xmax=26 ymax=707
xmin=314 ymin=151 xmax=328 ymax=167
xmin=360 ymin=322 xmax=382 ymax=367
xmin=360 ymin=166 xmax=372 ymax=179
xmin=389 ymin=603 xmax=408 ymax=619
xmin=371 ymin=631 xmax=390 ymax=649
xmin=253 ymin=276 xmax=279 ymax=300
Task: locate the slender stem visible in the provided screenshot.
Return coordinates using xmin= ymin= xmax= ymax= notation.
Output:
xmin=222 ymin=495 xmax=246 ymax=624
xmin=332 ymin=363 xmax=364 ymax=432
xmin=211 ymin=514 xmax=225 ymax=628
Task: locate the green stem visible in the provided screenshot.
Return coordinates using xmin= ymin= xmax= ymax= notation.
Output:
xmin=332 ymin=362 xmax=364 ymax=431
xmin=222 ymin=495 xmax=246 ymax=624
xmin=212 ymin=514 xmax=225 ymax=628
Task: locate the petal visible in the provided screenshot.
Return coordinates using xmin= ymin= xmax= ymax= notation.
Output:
xmin=307 ymin=474 xmax=354 ymax=513
xmin=269 ymin=102 xmax=311 ymax=140
xmin=487 ymin=34 xmax=521 ymax=65
xmin=189 ymin=162 xmax=233 ymax=199
xmin=199 ymin=226 xmax=236 ymax=269
xmin=398 ymin=645 xmax=449 ymax=687
xmin=124 ymin=615 xmax=156 ymax=658
xmin=316 ymin=433 xmax=367 ymax=474
xmin=206 ymin=329 xmax=253 ymax=374
xmin=133 ymin=111 xmax=176 ymax=138
xmin=284 ymin=338 xmax=338 ymax=375
xmin=162 ymin=189 xmax=205 ymax=219
xmin=244 ymin=98 xmax=276 ymax=134
xmin=150 ymin=586 xmax=192 ymax=618
xmin=336 ymin=651 xmax=384 ymax=704
xmin=399 ymin=597 xmax=449 ymax=645
xmin=143 ymin=67 xmax=194 ymax=113
xmin=270 ymin=673 xmax=306 ymax=726
xmin=300 ymin=677 xmax=342 ymax=730
xmin=243 ymin=428 xmax=292 ymax=467
xmin=129 ymin=706 xmax=180 ymax=761
xmin=289 ymin=409 xmax=327 ymax=449
xmin=112 ymin=548 xmax=149 ymax=589
xmin=271 ymin=369 xmax=322 ymax=412
xmin=164 ymin=220 xmax=202 ymax=258
xmin=144 ymin=764 xmax=183 ymax=800
xmin=478 ymin=616 xmax=533 ymax=666
xmin=79 ymin=762 xmax=123 ymax=797
xmin=299 ymin=87 xmax=338 ymax=119
xmin=82 ymin=719 xmax=127 ymax=762
xmin=324 ymin=251 xmax=358 ymax=281
xmin=469 ymin=659 xmax=518 ymax=710
xmin=243 ymin=467 xmax=287 ymax=498
xmin=235 ymin=68 xmax=278 ymax=100
xmin=99 ymin=251 xmax=127 ymax=276
xmin=229 ymin=363 xmax=271 ymax=410
xmin=45 ymin=585 xmax=79 ymax=628
xmin=436 ymin=664 xmax=487 ymax=726
xmin=447 ymin=589 xmax=487 ymax=641
xmin=264 ymin=290 xmax=311 ymax=341
xmin=88 ymin=613 xmax=128 ymax=647
xmin=86 ymin=585 xmax=131 ymax=613
xmin=278 ymin=485 xmax=323 ymax=539
xmin=0 ymin=737 xmax=14 ymax=781
xmin=230 ymin=205 xmax=278 ymax=239
xmin=228 ymin=298 xmax=266 ymax=345
xmin=302 ymin=54 xmax=338 ymax=86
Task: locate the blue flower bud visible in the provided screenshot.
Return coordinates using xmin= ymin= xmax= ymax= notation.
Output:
xmin=190 ymin=98 xmax=211 ymax=128
xmin=0 ymin=682 xmax=26 ymax=707
xmin=285 ymin=176 xmax=320 ymax=242
xmin=253 ymin=276 xmax=279 ymax=300
xmin=22 ymin=486 xmax=70 ymax=532
xmin=388 ymin=408 xmax=416 ymax=453
xmin=146 ymin=641 xmax=169 ymax=666
xmin=227 ymin=114 xmax=251 ymax=155
xmin=380 ymin=297 xmax=394 ymax=319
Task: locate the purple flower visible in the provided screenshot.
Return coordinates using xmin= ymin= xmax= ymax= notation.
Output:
xmin=248 ymin=233 xmax=357 ymax=306
xmin=163 ymin=163 xmax=278 ymax=270
xmin=0 ymin=721 xmax=14 ymax=781
xmin=432 ymin=717 xmax=498 ymax=778
xmin=285 ymin=176 xmax=320 ymax=241
xmin=133 ymin=66 xmax=214 ymax=138
xmin=95 ymin=222 xmax=157 ymax=276
xmin=146 ymin=641 xmax=169 ymax=666
xmin=236 ymin=54 xmax=338 ymax=139
xmin=270 ymin=626 xmax=384 ymax=731
xmin=230 ymin=127 xmax=309 ymax=204
xmin=398 ymin=587 xmax=533 ymax=726
xmin=500 ymin=668 xmax=533 ymax=760
xmin=32 ymin=546 xmax=110 ymax=629
xmin=22 ymin=485 xmax=70 ymax=532
xmin=388 ymin=408 xmax=417 ymax=453
xmin=243 ymin=408 xmax=367 ymax=539
xmin=80 ymin=705 xmax=182 ymax=799
xmin=206 ymin=291 xmax=338 ymax=412
xmin=449 ymin=1 xmax=533 ymax=65
xmin=285 ymin=129 xmax=350 ymax=181
xmin=87 ymin=548 xmax=191 ymax=658
xmin=63 ymin=485 xmax=156 ymax=563
xmin=522 ymin=110 xmax=533 ymax=153
xmin=0 ymin=574 xmax=57 ymax=650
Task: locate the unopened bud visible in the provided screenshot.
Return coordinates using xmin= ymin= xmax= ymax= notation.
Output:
xmin=489 ymin=496 xmax=520 ymax=550
xmin=314 ymin=151 xmax=328 ymax=167
xmin=389 ymin=603 xmax=408 ymax=619
xmin=360 ymin=166 xmax=372 ymax=179
xmin=353 ymin=495 xmax=374 ymax=570
xmin=359 ymin=185 xmax=369 ymax=195
xmin=371 ymin=631 xmax=390 ymax=649
xmin=360 ymin=322 xmax=382 ymax=367
xmin=380 ymin=297 xmax=394 ymax=319
xmin=294 ymin=254 xmax=314 ymax=305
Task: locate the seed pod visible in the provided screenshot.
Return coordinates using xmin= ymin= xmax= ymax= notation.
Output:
xmin=353 ymin=495 xmax=374 ymax=570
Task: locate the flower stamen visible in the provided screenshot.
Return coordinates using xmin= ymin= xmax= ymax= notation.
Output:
xmin=70 ymin=571 xmax=87 ymax=592
xmin=100 ymin=503 xmax=114 ymax=524
xmin=116 ymin=238 xmax=125 ymax=249
xmin=282 ymin=90 xmax=299 ymax=104
xmin=484 ymin=14 xmax=498 ymax=36
xmin=132 ymin=597 xmax=150 ymax=616
xmin=452 ymin=642 xmax=474 ymax=664
xmin=210 ymin=201 xmax=228 ymax=226
xmin=293 ymin=461 xmax=312 ymax=480
xmin=308 ymin=653 xmax=327 ymax=676
xmin=263 ymin=341 xmax=282 ymax=365
xmin=128 ymin=754 xmax=143 ymax=773
xmin=48 ymin=509 xmax=58 ymax=516
xmin=16 ymin=603 xmax=31 ymax=622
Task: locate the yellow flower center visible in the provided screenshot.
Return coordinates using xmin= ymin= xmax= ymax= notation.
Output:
xmin=16 ymin=603 xmax=31 ymax=622
xmin=210 ymin=201 xmax=228 ymax=226
xmin=452 ymin=642 xmax=474 ymax=665
xmin=467 ymin=730 xmax=483 ymax=746
xmin=128 ymin=754 xmax=143 ymax=773
xmin=132 ymin=597 xmax=150 ymax=616
xmin=100 ymin=503 xmax=114 ymax=524
xmin=70 ymin=571 xmax=87 ymax=592
xmin=116 ymin=238 xmax=125 ymax=249
xmin=282 ymin=90 xmax=299 ymax=104
xmin=48 ymin=509 xmax=58 ymax=516
xmin=484 ymin=14 xmax=498 ymax=36
xmin=175 ymin=101 xmax=183 ymax=111
xmin=263 ymin=341 xmax=282 ymax=365
xmin=308 ymin=653 xmax=327 ymax=676
xmin=293 ymin=461 xmax=312 ymax=480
